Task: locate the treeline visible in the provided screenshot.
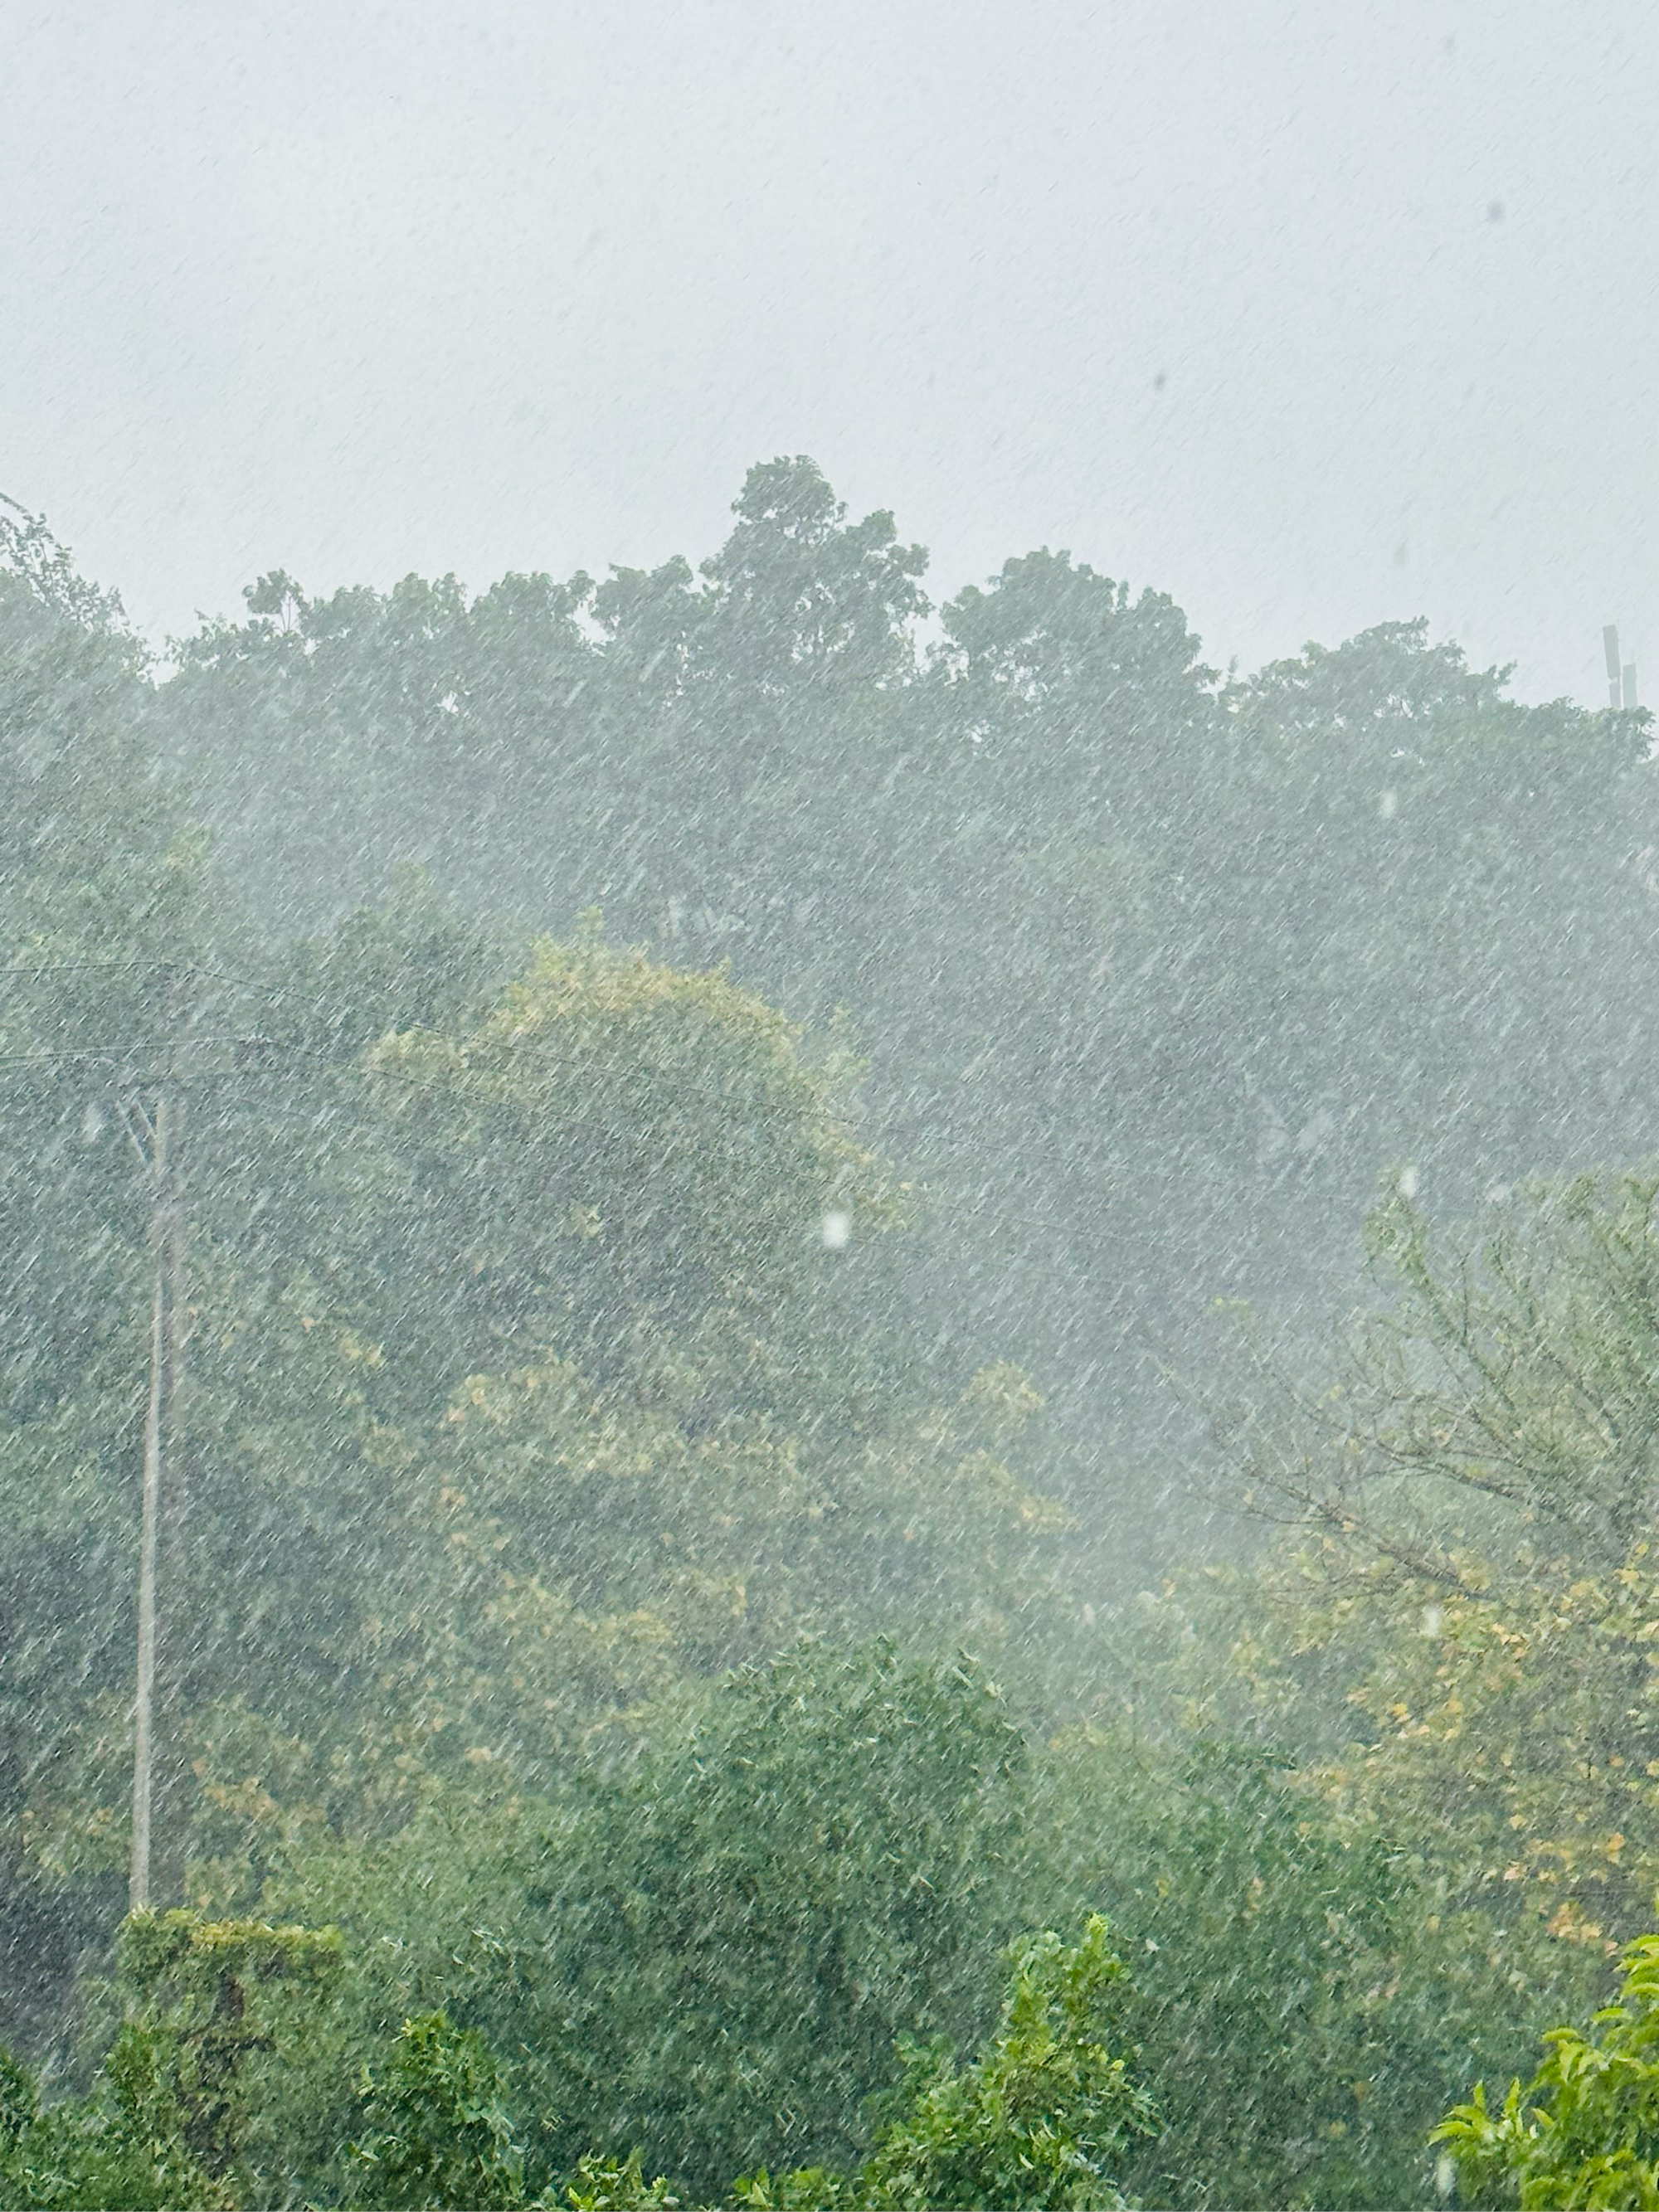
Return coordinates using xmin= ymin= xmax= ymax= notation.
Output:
xmin=148 ymin=458 xmax=1659 ymax=1544
xmin=5 ymin=484 xmax=1659 ymax=2205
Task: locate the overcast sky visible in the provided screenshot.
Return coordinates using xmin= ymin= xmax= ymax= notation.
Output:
xmin=5 ymin=0 xmax=1654 ymax=702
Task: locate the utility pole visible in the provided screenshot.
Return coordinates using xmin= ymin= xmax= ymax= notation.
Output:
xmin=123 ymin=1087 xmax=186 ymax=1913
xmin=1603 ymin=624 xmax=1639 ymax=709
xmin=0 ymin=960 xmax=288 ymax=1918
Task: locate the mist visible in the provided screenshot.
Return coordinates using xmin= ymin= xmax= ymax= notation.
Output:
xmin=2 ymin=7 xmax=1658 ymax=2208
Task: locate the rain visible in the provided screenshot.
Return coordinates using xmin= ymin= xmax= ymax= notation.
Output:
xmin=1 ymin=3 xmax=1657 ymax=2205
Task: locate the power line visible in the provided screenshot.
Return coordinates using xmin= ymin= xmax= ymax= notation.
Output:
xmin=0 ymin=958 xmax=244 ymax=978
xmin=0 ymin=1034 xmax=286 ymax=1070
xmin=0 ymin=957 xmax=329 ymax=1003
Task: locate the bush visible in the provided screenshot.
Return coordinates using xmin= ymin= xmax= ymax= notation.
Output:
xmin=741 ymin=1917 xmax=1156 ymax=2212
xmin=349 ymin=2011 xmax=528 ymax=2210
xmin=1436 ymin=1928 xmax=1659 ymax=2209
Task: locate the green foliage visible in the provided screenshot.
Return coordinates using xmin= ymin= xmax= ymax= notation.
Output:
xmin=363 ymin=930 xmax=904 ymax=1406
xmin=538 ymin=1636 xmax=1023 ymax=2190
xmin=562 ymin=2149 xmax=684 ymax=2210
xmin=2 ymin=1913 xmax=1155 ymax=2210
xmin=147 ymin=472 xmax=1659 ymax=1579
xmin=1106 ymin=1164 xmax=1659 ymax=2199
xmin=0 ymin=2040 xmax=38 ymax=2143
xmin=350 ymin=2011 xmax=528 ymax=2210
xmin=2 ymin=843 xmax=1068 ymax=1987
xmin=1346 ymin=1171 xmax=1659 ymax=1572
xmin=732 ymin=2166 xmax=856 ymax=2210
xmin=1435 ymin=1931 xmax=1659 ymax=2210
xmin=13 ymin=465 xmax=1659 ymax=2212
xmin=260 ymin=1638 xmax=1028 ymax=2199
xmin=114 ymin=1912 xmax=344 ymax=2180
xmin=1180 ymin=1170 xmax=1659 ymax=2008
xmin=857 ymin=1915 xmax=1155 ymax=2210
xmin=1010 ymin=1721 xmax=1483 ymax=2210
xmin=0 ymin=2021 xmax=223 ymax=2210
xmin=739 ymin=1918 xmax=1155 ymax=2211
xmin=0 ymin=1913 xmax=345 ymax=2208
xmin=0 ymin=503 xmax=237 ymax=2044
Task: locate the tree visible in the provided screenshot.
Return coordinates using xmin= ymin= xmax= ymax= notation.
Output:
xmin=1213 ymin=1172 xmax=1659 ymax=1588
xmin=737 ymin=1917 xmax=1156 ymax=2212
xmin=1119 ymin=1170 xmax=1659 ymax=2195
xmin=259 ymin=1640 xmax=1030 ymax=2199
xmin=113 ymin=1911 xmax=344 ymax=2184
xmin=0 ymin=1911 xmax=341 ymax=2210
xmin=349 ymin=2012 xmax=528 ymax=2210
xmin=4 ymin=852 xmax=1073 ymax=2033
xmin=697 ymin=456 xmax=927 ymax=700
xmin=158 ymin=563 xmax=603 ymax=929
xmin=362 ymin=929 xmax=904 ymax=1407
xmin=0 ymin=501 xmax=234 ymax=2050
xmin=854 ymin=1915 xmax=1156 ymax=2211
xmin=1436 ymin=1927 xmax=1659 ymax=2210
xmin=147 ymin=467 xmax=1659 ymax=1581
xmin=1000 ymin=1716 xmax=1500 ymax=2210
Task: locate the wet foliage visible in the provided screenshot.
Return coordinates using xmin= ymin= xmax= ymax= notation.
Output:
xmin=4 ymin=478 xmax=1659 ymax=2205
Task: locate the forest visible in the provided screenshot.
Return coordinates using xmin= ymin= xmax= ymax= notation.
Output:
xmin=4 ymin=459 xmax=1659 ymax=2208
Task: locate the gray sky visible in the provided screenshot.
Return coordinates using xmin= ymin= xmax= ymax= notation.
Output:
xmin=5 ymin=0 xmax=1654 ymax=701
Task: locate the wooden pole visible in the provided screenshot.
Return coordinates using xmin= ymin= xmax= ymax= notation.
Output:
xmin=155 ymin=1087 xmax=189 ymax=1904
xmin=129 ymin=1092 xmax=169 ymax=1913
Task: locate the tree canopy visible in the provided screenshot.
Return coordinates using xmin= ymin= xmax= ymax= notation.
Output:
xmin=5 ymin=474 xmax=1659 ymax=2209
